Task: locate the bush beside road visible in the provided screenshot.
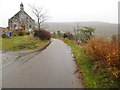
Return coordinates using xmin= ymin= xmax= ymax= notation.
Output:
xmin=59 ymin=38 xmax=120 ymax=88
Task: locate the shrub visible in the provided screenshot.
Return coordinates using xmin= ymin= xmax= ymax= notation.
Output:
xmin=66 ymin=32 xmax=75 ymax=40
xmin=63 ymin=33 xmax=67 ymax=38
xmin=12 ymin=30 xmax=18 ymax=36
xmin=18 ymin=31 xmax=24 ymax=36
xmin=84 ymin=37 xmax=120 ymax=78
xmin=23 ymin=31 xmax=30 ymax=35
xmin=2 ymin=33 xmax=8 ymax=38
xmin=12 ymin=30 xmax=24 ymax=36
xmin=34 ymin=29 xmax=51 ymax=40
xmin=12 ymin=30 xmax=30 ymax=36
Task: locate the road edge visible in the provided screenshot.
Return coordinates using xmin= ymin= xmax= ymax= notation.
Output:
xmin=1 ymin=40 xmax=51 ymax=68
xmin=16 ymin=40 xmax=51 ymax=58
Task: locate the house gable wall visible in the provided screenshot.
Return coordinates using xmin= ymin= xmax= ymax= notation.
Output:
xmin=8 ymin=3 xmax=35 ymax=31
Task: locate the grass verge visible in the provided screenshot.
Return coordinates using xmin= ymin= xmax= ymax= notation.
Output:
xmin=59 ymin=38 xmax=120 ymax=88
xmin=0 ymin=36 xmax=49 ymax=51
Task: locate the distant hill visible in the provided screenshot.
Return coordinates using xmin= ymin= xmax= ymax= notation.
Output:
xmin=42 ymin=22 xmax=118 ymax=37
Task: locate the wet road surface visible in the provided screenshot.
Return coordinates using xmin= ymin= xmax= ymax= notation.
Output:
xmin=2 ymin=39 xmax=84 ymax=88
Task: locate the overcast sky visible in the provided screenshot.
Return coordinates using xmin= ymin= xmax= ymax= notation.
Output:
xmin=1 ymin=0 xmax=120 ymax=27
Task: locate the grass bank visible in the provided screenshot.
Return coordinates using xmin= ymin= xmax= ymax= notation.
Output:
xmin=59 ymin=38 xmax=120 ymax=88
xmin=0 ymin=36 xmax=49 ymax=51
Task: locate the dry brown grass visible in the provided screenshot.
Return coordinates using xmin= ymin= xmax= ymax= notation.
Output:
xmin=84 ymin=37 xmax=120 ymax=78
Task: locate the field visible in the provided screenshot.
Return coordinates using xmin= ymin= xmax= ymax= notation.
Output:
xmin=0 ymin=36 xmax=49 ymax=51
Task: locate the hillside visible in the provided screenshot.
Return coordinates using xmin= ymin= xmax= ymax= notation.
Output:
xmin=43 ymin=22 xmax=118 ymax=36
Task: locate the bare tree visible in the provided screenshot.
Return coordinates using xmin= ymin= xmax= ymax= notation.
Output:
xmin=73 ymin=23 xmax=95 ymax=43
xmin=29 ymin=5 xmax=48 ymax=30
xmin=73 ymin=23 xmax=81 ymax=41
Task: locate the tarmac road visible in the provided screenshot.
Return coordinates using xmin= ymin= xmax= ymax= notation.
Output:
xmin=2 ymin=39 xmax=84 ymax=88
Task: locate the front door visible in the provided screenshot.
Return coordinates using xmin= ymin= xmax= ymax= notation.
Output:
xmin=21 ymin=26 xmax=26 ymax=30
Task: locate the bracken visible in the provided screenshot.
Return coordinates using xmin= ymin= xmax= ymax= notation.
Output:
xmin=84 ymin=37 xmax=120 ymax=78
